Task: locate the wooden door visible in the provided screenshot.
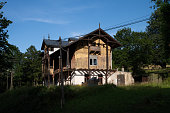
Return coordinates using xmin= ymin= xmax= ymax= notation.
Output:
xmin=117 ymin=74 xmax=125 ymax=85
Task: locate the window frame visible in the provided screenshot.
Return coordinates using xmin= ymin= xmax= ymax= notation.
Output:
xmin=89 ymin=55 xmax=98 ymax=66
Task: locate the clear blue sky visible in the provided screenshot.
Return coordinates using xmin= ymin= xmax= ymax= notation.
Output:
xmin=2 ymin=0 xmax=154 ymax=52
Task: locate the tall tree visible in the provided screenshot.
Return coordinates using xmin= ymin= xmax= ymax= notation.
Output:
xmin=112 ymin=28 xmax=132 ymax=70
xmin=147 ymin=0 xmax=170 ymax=67
xmin=113 ymin=28 xmax=153 ymax=76
xmin=0 ymin=2 xmax=12 ymax=72
xmin=8 ymin=45 xmax=23 ymax=87
xmin=22 ymin=45 xmax=42 ymax=86
xmin=0 ymin=2 xmax=13 ymax=91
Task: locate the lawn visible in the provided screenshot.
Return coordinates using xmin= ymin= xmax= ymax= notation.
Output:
xmin=0 ymin=79 xmax=170 ymax=113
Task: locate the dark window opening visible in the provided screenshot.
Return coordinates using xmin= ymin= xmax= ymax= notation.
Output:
xmin=94 ymin=59 xmax=97 ymax=65
xmin=90 ymin=59 xmax=93 ymax=65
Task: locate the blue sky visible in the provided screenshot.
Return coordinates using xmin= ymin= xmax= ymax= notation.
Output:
xmin=2 ymin=0 xmax=154 ymax=52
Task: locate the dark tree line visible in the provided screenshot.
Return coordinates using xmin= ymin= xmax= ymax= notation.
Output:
xmin=0 ymin=2 xmax=42 ymax=92
xmin=0 ymin=44 xmax=42 ymax=92
xmin=112 ymin=0 xmax=170 ymax=76
xmin=112 ymin=29 xmax=153 ymax=76
xmin=147 ymin=0 xmax=170 ymax=67
xmin=0 ymin=2 xmax=12 ymax=72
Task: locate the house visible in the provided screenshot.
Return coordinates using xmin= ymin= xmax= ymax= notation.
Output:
xmin=41 ymin=27 xmax=134 ymax=86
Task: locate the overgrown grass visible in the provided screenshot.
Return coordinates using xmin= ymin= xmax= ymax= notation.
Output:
xmin=63 ymin=84 xmax=170 ymax=113
xmin=0 ymin=86 xmax=62 ymax=113
xmin=0 ymin=80 xmax=170 ymax=113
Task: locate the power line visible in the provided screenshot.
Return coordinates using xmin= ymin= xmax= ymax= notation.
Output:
xmin=104 ymin=18 xmax=149 ymax=31
xmin=63 ymin=17 xmax=150 ymax=40
xmin=103 ymin=14 xmax=150 ymax=30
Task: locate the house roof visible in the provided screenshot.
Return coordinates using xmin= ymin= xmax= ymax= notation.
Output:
xmin=49 ymin=28 xmax=121 ymax=57
xmin=68 ymin=38 xmax=78 ymax=41
xmin=65 ymin=28 xmax=121 ymax=48
xmin=41 ymin=39 xmax=69 ymax=50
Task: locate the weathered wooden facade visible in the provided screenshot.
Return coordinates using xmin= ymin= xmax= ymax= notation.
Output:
xmin=41 ymin=27 xmax=124 ymax=86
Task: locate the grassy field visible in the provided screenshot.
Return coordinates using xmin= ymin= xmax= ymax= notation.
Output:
xmin=0 ymin=79 xmax=170 ymax=113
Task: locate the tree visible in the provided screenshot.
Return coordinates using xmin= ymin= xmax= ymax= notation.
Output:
xmin=0 ymin=2 xmax=13 ymax=91
xmin=112 ymin=28 xmax=132 ymax=70
xmin=147 ymin=0 xmax=170 ymax=67
xmin=113 ymin=28 xmax=153 ymax=76
xmin=0 ymin=2 xmax=12 ymax=72
xmin=8 ymin=45 xmax=23 ymax=87
xmin=22 ymin=45 xmax=42 ymax=86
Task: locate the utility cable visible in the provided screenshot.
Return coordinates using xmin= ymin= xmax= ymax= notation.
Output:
xmin=63 ymin=16 xmax=150 ymax=40
xmin=104 ymin=18 xmax=149 ymax=31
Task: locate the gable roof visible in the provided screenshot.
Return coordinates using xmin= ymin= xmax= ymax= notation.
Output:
xmin=41 ymin=28 xmax=121 ymax=51
xmin=41 ymin=39 xmax=69 ymax=50
xmin=66 ymin=28 xmax=121 ymax=48
xmin=50 ymin=28 xmax=121 ymax=57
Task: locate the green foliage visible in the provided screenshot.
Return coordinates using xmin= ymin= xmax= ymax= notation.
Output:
xmin=147 ymin=0 xmax=170 ymax=67
xmin=112 ymin=0 xmax=170 ymax=76
xmin=160 ymin=3 xmax=170 ymax=64
xmin=151 ymin=0 xmax=169 ymax=8
xmin=22 ymin=45 xmax=42 ymax=85
xmin=112 ymin=28 xmax=153 ymax=75
xmin=0 ymin=44 xmax=42 ymax=92
xmin=0 ymin=2 xmax=12 ymax=72
xmin=9 ymin=45 xmax=24 ymax=85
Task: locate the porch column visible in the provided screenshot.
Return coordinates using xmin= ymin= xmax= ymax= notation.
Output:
xmin=67 ymin=48 xmax=71 ymax=85
xmin=48 ymin=48 xmax=50 ymax=87
xmin=106 ymin=40 xmax=108 ymax=84
xmin=88 ymin=38 xmax=90 ymax=75
xmin=53 ymin=59 xmax=55 ymax=85
xmin=59 ymin=56 xmax=61 ymax=86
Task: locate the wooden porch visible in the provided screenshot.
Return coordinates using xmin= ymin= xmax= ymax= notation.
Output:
xmin=52 ymin=68 xmax=116 ymax=85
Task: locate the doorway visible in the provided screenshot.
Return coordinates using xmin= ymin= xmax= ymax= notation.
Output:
xmin=117 ymin=74 xmax=125 ymax=85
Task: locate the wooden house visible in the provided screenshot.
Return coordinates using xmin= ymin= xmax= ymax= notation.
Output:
xmin=41 ymin=27 xmax=134 ymax=86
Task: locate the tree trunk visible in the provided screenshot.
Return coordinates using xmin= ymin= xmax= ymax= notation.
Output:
xmin=10 ymin=71 xmax=13 ymax=90
xmin=34 ymin=79 xmax=36 ymax=86
xmin=6 ymin=74 xmax=8 ymax=90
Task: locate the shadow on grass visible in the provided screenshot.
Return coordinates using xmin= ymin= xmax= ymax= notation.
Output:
xmin=63 ymin=84 xmax=170 ymax=113
xmin=0 ymin=84 xmax=170 ymax=113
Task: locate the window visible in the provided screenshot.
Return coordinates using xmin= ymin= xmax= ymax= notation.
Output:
xmin=94 ymin=59 xmax=97 ymax=65
xmin=90 ymin=59 xmax=93 ymax=65
xmin=90 ymin=55 xmax=97 ymax=66
xmin=90 ymin=58 xmax=97 ymax=65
